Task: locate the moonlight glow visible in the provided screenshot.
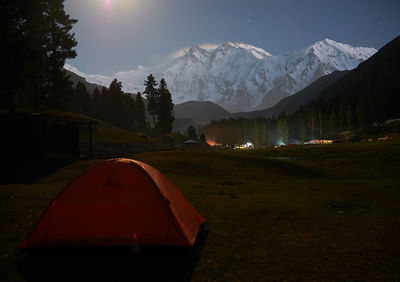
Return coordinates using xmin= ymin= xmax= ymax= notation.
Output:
xmin=102 ymin=0 xmax=138 ymax=10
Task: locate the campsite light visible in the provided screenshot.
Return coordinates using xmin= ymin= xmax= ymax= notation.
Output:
xmin=245 ymin=142 xmax=253 ymax=148
xmin=235 ymin=141 xmax=254 ymax=149
xmin=206 ymin=139 xmax=216 ymax=146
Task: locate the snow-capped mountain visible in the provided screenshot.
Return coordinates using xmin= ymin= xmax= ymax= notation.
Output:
xmin=65 ymin=39 xmax=376 ymax=112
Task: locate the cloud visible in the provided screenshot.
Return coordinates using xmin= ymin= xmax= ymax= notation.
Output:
xmin=166 ymin=42 xmax=220 ymax=61
xmin=168 ymin=47 xmax=191 ymax=60
xmin=198 ymin=43 xmax=220 ymax=50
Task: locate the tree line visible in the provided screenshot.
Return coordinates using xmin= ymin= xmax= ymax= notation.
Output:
xmin=202 ymin=88 xmax=399 ymax=147
xmin=70 ymin=75 xmax=174 ymax=134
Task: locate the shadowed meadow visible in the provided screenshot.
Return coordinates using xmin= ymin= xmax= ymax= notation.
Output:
xmin=1 ymin=141 xmax=400 ymax=280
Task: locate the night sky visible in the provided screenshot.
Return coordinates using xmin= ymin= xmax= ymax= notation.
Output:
xmin=65 ymin=0 xmax=400 ymax=75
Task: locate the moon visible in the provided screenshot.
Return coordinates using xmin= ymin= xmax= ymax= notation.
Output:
xmin=104 ymin=0 xmax=112 ymax=8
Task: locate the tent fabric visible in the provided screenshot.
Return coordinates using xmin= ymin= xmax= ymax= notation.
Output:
xmin=20 ymin=158 xmax=204 ymax=248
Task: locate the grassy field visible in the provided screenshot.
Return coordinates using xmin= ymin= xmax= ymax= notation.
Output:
xmin=1 ymin=141 xmax=400 ymax=280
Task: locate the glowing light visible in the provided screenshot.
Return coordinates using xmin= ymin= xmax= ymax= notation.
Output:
xmin=102 ymin=0 xmax=139 ymax=11
xmin=277 ymin=141 xmax=286 ymax=146
xmin=234 ymin=142 xmax=254 ymax=150
xmin=304 ymin=139 xmax=333 ymax=145
xmin=206 ymin=139 xmax=216 ymax=146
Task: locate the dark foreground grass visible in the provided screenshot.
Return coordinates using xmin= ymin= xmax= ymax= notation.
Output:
xmin=1 ymin=141 xmax=400 ymax=280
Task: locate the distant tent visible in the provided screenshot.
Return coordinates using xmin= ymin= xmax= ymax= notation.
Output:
xmin=20 ymin=158 xmax=204 ymax=248
xmin=184 ymin=139 xmax=200 ymax=144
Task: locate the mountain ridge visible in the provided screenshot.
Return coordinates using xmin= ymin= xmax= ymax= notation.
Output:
xmin=65 ymin=39 xmax=376 ymax=112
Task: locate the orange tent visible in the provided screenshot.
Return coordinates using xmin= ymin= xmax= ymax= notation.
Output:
xmin=20 ymin=158 xmax=204 ymax=248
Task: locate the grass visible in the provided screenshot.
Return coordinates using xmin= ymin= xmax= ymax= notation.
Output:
xmin=43 ymin=110 xmax=149 ymax=144
xmin=83 ymin=123 xmax=148 ymax=144
xmin=1 ymin=141 xmax=400 ymax=280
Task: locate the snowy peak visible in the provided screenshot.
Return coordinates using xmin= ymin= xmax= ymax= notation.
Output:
xmin=180 ymin=46 xmax=211 ymax=64
xmin=305 ymin=38 xmax=377 ymax=70
xmin=184 ymin=46 xmax=209 ymax=57
xmin=64 ymin=64 xmax=86 ymax=78
xmin=65 ymin=63 xmax=113 ymax=87
xmin=307 ymin=38 xmax=376 ymax=59
xmin=177 ymin=41 xmax=271 ymax=61
xmin=233 ymin=42 xmax=270 ymax=58
xmin=216 ymin=41 xmax=272 ymax=59
xmin=235 ymin=42 xmax=272 ymax=58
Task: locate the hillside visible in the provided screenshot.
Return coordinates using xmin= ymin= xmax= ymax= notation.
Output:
xmin=230 ymin=70 xmax=348 ymax=119
xmin=174 ymin=101 xmax=230 ymax=124
xmin=317 ymin=35 xmax=400 ymax=123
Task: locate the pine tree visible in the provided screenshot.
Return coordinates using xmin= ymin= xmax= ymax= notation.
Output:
xmin=1 ymin=0 xmax=77 ymax=111
xmin=91 ymin=87 xmax=101 ymax=117
xmin=299 ymin=120 xmax=307 ymax=141
xmin=346 ymin=104 xmax=355 ymax=130
xmin=107 ymin=78 xmax=124 ymax=127
xmin=157 ymin=78 xmax=174 ymax=134
xmin=356 ymin=95 xmax=368 ymax=128
xmin=296 ymin=105 xmax=307 ymax=141
xmin=338 ymin=102 xmax=347 ymax=132
xmin=135 ymin=92 xmax=146 ymax=132
xmin=143 ymin=74 xmax=158 ymax=126
xmin=2 ymin=1 xmax=47 ymax=111
xmin=307 ymin=104 xmax=317 ymax=139
xmin=109 ymin=79 xmax=123 ymax=93
xmin=124 ymin=94 xmax=136 ymax=132
xmin=71 ymin=82 xmax=90 ymax=115
xmin=318 ymin=111 xmax=325 ymax=138
xmin=277 ymin=112 xmax=289 ymax=144
xmin=44 ymin=0 xmax=78 ymax=109
xmin=328 ymin=109 xmax=338 ymax=137
xmin=187 ymin=125 xmax=198 ymax=140
xmin=98 ymin=86 xmax=108 ymax=121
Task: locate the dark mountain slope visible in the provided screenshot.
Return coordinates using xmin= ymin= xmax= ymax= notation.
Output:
xmin=66 ymin=70 xmax=103 ymax=94
xmin=174 ymin=101 xmax=230 ymax=124
xmin=318 ymin=35 xmax=400 ymax=122
xmin=230 ymin=70 xmax=348 ymax=119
